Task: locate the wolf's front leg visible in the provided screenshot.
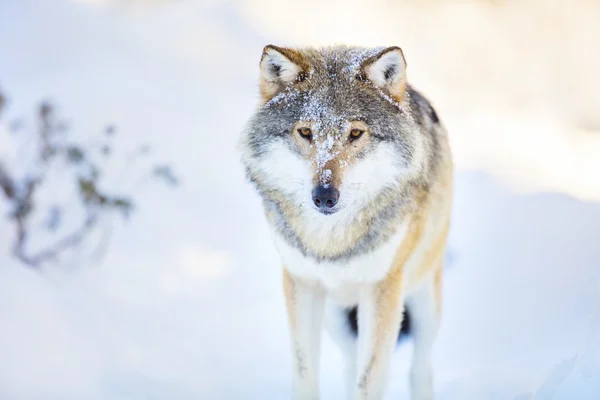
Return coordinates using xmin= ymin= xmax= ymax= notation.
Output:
xmin=406 ymin=268 xmax=442 ymax=400
xmin=283 ymin=268 xmax=325 ymax=400
xmin=353 ymin=269 xmax=404 ymax=400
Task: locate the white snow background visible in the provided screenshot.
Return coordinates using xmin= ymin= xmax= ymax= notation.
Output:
xmin=1 ymin=0 xmax=600 ymax=399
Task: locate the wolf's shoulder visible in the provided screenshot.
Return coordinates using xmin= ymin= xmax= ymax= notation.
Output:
xmin=405 ymin=85 xmax=442 ymax=128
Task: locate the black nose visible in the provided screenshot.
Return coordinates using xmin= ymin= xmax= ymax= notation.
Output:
xmin=312 ymin=185 xmax=339 ymax=211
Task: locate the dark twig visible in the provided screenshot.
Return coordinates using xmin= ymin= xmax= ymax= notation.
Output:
xmin=12 ymin=214 xmax=98 ymax=268
xmin=0 ymin=90 xmax=177 ymax=270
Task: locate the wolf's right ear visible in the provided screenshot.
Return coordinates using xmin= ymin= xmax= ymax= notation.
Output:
xmin=259 ymin=45 xmax=308 ymax=102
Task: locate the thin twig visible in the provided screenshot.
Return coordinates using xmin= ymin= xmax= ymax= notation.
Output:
xmin=13 ymin=214 xmax=98 ymax=268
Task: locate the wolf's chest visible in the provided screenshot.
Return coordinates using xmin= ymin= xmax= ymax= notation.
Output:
xmin=270 ymin=222 xmax=409 ymax=302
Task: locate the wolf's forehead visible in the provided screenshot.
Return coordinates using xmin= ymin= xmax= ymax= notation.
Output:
xmin=266 ymin=87 xmax=360 ymax=132
xmin=299 ymin=93 xmax=351 ymax=132
xmin=264 ymin=46 xmax=389 ymax=128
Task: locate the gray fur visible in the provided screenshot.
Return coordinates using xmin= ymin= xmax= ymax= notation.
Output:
xmin=241 ymin=45 xmax=444 ymax=263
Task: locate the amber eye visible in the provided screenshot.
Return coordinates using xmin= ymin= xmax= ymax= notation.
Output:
xmin=298 ymin=127 xmax=312 ymax=141
xmin=349 ymin=129 xmax=364 ymax=141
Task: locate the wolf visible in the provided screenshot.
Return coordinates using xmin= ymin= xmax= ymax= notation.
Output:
xmin=239 ymin=44 xmax=453 ymax=400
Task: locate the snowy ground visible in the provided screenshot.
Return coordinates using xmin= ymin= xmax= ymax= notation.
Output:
xmin=1 ymin=0 xmax=600 ymax=399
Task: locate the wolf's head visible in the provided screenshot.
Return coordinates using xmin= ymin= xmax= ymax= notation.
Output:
xmin=240 ymin=45 xmax=430 ymax=246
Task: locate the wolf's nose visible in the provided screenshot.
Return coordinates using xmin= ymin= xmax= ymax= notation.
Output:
xmin=312 ymin=185 xmax=339 ymax=210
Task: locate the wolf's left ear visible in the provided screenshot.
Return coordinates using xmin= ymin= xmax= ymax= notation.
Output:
xmin=259 ymin=45 xmax=308 ymax=102
xmin=361 ymin=47 xmax=407 ymax=102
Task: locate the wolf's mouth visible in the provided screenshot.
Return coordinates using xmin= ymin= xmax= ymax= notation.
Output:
xmin=316 ymin=207 xmax=338 ymax=216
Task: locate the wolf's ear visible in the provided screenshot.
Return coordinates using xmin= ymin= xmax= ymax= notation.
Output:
xmin=259 ymin=45 xmax=308 ymax=102
xmin=361 ymin=47 xmax=407 ymax=102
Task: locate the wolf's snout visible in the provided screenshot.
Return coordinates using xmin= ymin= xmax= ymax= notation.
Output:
xmin=312 ymin=185 xmax=339 ymax=212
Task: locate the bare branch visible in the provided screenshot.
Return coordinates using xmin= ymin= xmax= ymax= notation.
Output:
xmin=0 ymin=163 xmax=15 ymax=199
xmin=0 ymin=91 xmax=5 ymax=117
xmin=13 ymin=214 xmax=98 ymax=268
xmin=0 ymin=91 xmax=177 ymax=270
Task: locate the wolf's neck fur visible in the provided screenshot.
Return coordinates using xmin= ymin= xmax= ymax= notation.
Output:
xmin=263 ymin=181 xmax=424 ymax=264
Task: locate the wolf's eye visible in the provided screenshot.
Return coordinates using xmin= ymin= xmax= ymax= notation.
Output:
xmin=298 ymin=127 xmax=312 ymax=141
xmin=349 ymin=129 xmax=364 ymax=141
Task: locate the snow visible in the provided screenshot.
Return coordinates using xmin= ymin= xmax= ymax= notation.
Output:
xmin=265 ymin=86 xmax=301 ymax=108
xmin=344 ymin=47 xmax=385 ymax=75
xmin=1 ymin=0 xmax=600 ymax=399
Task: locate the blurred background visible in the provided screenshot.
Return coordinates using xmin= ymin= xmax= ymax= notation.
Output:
xmin=1 ymin=0 xmax=600 ymax=398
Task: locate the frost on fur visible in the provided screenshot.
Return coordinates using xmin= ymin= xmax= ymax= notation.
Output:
xmin=362 ymin=47 xmax=407 ymax=103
